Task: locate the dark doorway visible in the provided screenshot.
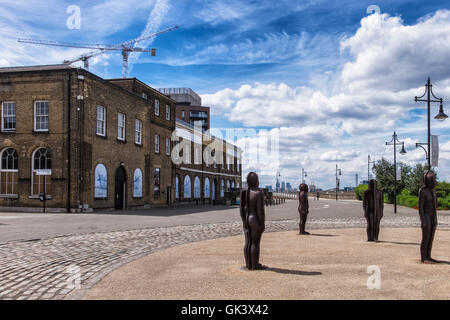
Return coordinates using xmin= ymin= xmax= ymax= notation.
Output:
xmin=115 ymin=166 xmax=126 ymax=210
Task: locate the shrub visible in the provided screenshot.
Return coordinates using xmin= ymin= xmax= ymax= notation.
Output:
xmin=438 ymin=194 xmax=450 ymax=210
xmin=354 ymin=184 xmax=368 ymax=200
xmin=397 ymin=194 xmax=418 ymax=208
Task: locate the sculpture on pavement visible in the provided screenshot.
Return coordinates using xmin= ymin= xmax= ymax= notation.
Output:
xmin=239 ymin=172 xmax=266 ymax=270
xmin=298 ymin=183 xmax=310 ymax=235
xmin=363 ymin=179 xmax=384 ymax=241
xmin=418 ymin=171 xmax=438 ymax=263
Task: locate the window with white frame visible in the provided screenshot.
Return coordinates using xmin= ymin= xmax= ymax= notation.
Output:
xmin=165 ymin=137 xmax=170 ymax=156
xmin=117 ymin=113 xmax=126 ymax=141
xmin=0 ymin=148 xmax=18 ymax=195
xmin=166 ymin=105 xmax=170 ymax=120
xmin=155 ymin=134 xmax=160 ymax=153
xmin=34 ymin=101 xmax=49 ymax=132
xmin=31 ymin=148 xmax=51 ymax=195
xmin=142 ymin=93 xmax=147 ymax=99
xmin=96 ymin=106 xmax=106 ymax=136
xmin=154 ymin=99 xmax=160 ymax=116
xmin=1 ymin=102 xmax=16 ymax=132
xmin=135 ymin=119 xmax=142 ymax=145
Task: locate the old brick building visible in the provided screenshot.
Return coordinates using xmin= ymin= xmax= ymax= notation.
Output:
xmin=0 ymin=64 xmax=241 ymax=212
xmin=173 ymin=120 xmax=242 ymax=204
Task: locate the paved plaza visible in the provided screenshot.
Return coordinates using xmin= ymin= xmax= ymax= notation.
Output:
xmin=0 ymin=200 xmax=449 ymax=300
xmin=85 ymin=228 xmax=450 ymax=300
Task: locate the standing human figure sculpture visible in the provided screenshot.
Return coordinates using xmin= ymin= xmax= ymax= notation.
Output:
xmin=418 ymin=171 xmax=438 ymax=263
xmin=239 ymin=172 xmax=266 ymax=270
xmin=362 ymin=179 xmax=383 ymax=242
xmin=298 ymin=183 xmax=310 ymax=235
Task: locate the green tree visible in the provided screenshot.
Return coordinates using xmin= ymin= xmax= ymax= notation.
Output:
xmin=354 ymin=184 xmax=368 ymax=200
xmin=374 ymin=158 xmax=410 ymax=203
xmin=405 ymin=163 xmax=437 ymax=196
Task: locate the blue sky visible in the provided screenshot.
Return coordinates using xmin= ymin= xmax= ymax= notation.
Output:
xmin=1 ymin=0 xmax=450 ymax=189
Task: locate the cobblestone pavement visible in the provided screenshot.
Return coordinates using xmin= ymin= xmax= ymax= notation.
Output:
xmin=1 ymin=215 xmax=450 ymax=300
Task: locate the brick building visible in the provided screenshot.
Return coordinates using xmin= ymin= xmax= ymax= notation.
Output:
xmin=173 ymin=120 xmax=242 ymax=204
xmin=0 ymin=64 xmax=241 ymax=212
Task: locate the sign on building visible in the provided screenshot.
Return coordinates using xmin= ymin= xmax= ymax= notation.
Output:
xmin=35 ymin=169 xmax=52 ymax=176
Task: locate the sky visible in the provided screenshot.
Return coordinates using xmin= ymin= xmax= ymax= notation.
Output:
xmin=1 ymin=0 xmax=450 ymax=189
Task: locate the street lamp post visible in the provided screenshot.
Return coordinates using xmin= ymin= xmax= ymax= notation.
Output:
xmin=368 ymin=155 xmax=376 ymax=181
xmin=335 ymin=164 xmax=341 ymax=201
xmin=385 ymin=131 xmax=407 ymax=214
xmin=414 ymin=77 xmax=448 ymax=169
xmin=415 ymin=142 xmax=429 ymax=163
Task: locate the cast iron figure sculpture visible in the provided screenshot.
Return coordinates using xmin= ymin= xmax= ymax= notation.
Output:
xmin=418 ymin=171 xmax=438 ymax=263
xmin=298 ymin=183 xmax=310 ymax=235
xmin=362 ymin=179 xmax=383 ymax=241
xmin=239 ymin=172 xmax=266 ymax=270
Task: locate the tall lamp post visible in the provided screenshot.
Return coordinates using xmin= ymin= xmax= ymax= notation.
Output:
xmin=335 ymin=164 xmax=341 ymax=201
xmin=385 ymin=131 xmax=407 ymax=214
xmin=367 ymin=155 xmax=376 ymax=181
xmin=414 ymin=77 xmax=448 ymax=169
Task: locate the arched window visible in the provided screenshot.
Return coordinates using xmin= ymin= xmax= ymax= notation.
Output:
xmin=194 ymin=176 xmax=201 ymax=198
xmin=133 ymin=168 xmax=143 ymax=198
xmin=204 ymin=177 xmax=210 ymax=198
xmin=175 ymin=175 xmax=179 ymax=199
xmin=31 ymin=148 xmax=51 ymax=195
xmin=232 ymin=181 xmax=235 ymax=189
xmin=184 ymin=175 xmax=191 ymax=198
xmin=0 ymin=148 xmax=18 ymax=195
xmin=226 ymin=180 xmax=230 ymax=191
xmin=94 ymin=164 xmax=107 ymax=198
xmin=211 ymin=180 xmax=216 ymax=200
xmin=237 ymin=182 xmax=240 ymax=189
xmin=220 ymin=179 xmax=225 ymax=197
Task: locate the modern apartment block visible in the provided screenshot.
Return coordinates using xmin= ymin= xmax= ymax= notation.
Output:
xmin=158 ymin=88 xmax=210 ymax=132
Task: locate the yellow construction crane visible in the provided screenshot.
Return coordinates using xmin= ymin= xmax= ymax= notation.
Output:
xmin=18 ymin=25 xmax=179 ymax=78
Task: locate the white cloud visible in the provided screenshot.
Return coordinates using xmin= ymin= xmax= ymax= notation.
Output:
xmin=320 ymin=150 xmax=360 ymax=162
xmin=129 ymin=0 xmax=171 ymax=67
xmin=165 ymin=31 xmax=307 ymax=66
xmin=340 ymin=11 xmax=450 ymax=92
xmin=441 ymin=140 xmax=450 ymax=152
xmin=201 ymin=10 xmax=450 ymax=188
xmin=194 ymin=0 xmax=252 ymax=26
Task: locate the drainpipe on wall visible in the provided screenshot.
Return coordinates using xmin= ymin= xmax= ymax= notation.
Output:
xmin=67 ymin=72 xmax=71 ymax=213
